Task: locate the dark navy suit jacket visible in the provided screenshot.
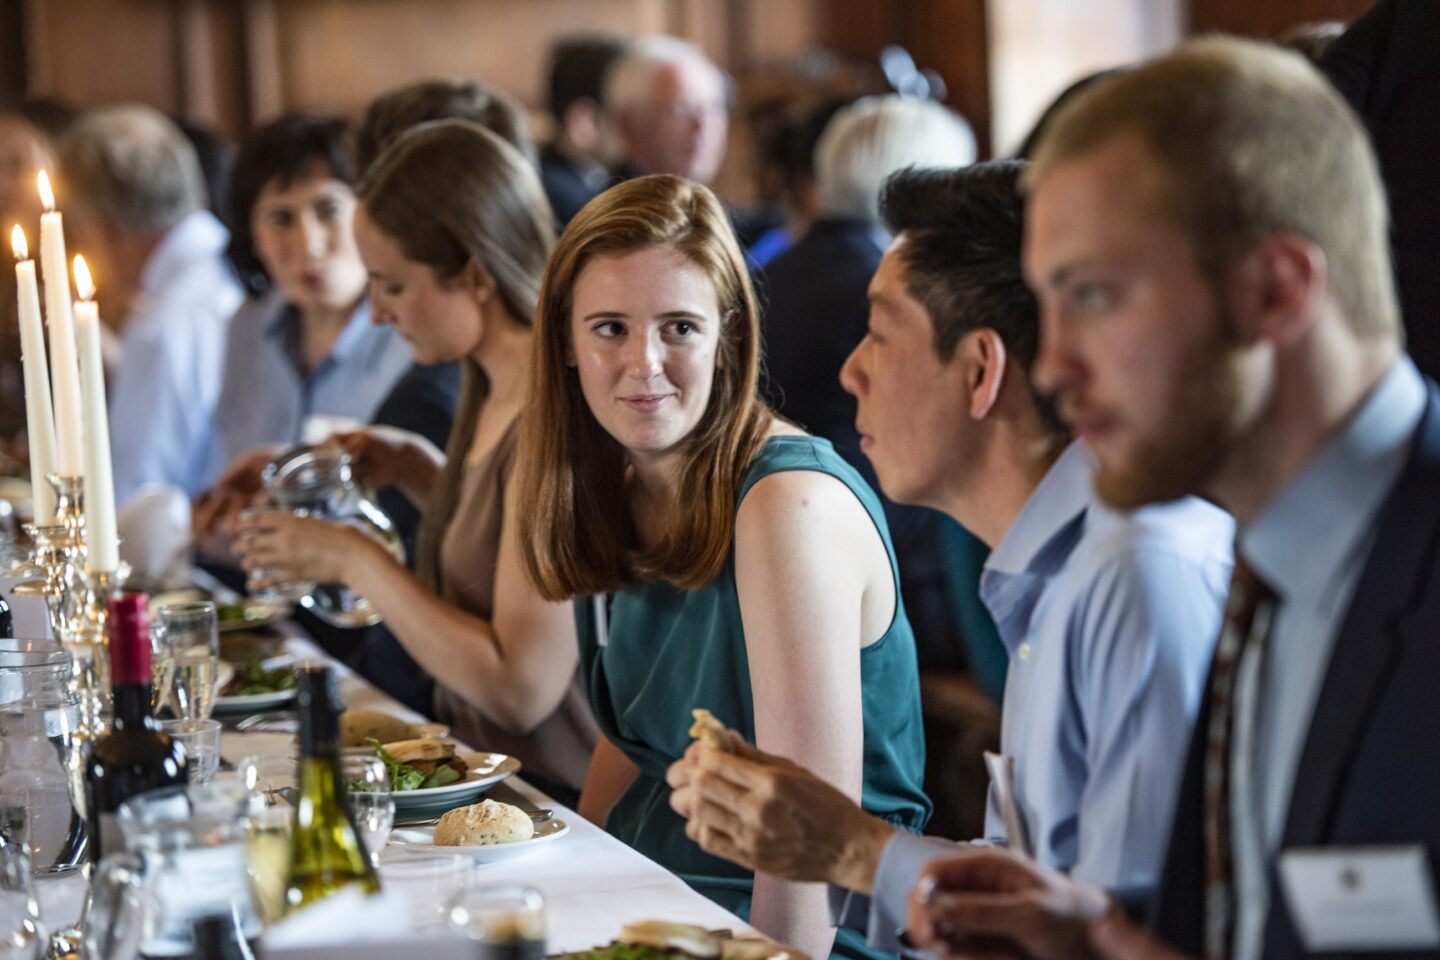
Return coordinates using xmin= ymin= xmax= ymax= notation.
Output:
xmin=1151 ymin=381 xmax=1440 ymax=960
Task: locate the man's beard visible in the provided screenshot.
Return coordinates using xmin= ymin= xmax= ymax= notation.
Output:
xmin=1088 ymin=314 xmax=1243 ymax=511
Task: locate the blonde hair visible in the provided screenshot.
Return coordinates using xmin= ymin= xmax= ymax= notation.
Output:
xmin=1025 ymin=36 xmax=1398 ymax=339
xmin=516 ymin=175 xmax=770 ymax=599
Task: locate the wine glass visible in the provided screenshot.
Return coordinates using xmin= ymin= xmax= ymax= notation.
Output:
xmin=154 ymin=601 xmax=219 ymax=721
xmin=237 ymin=755 xmax=296 ymax=926
xmin=341 ymin=756 xmax=393 ymax=870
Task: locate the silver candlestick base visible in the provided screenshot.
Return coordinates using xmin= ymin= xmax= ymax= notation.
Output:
xmin=58 ymin=564 xmax=130 ymax=743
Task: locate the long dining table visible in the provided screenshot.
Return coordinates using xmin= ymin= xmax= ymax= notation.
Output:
xmin=36 ymin=623 xmax=754 ymax=954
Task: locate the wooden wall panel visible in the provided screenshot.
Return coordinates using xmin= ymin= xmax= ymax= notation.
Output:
xmin=23 ymin=0 xmax=182 ymax=113
xmin=1190 ymin=0 xmax=1374 ymax=37
xmin=820 ymin=0 xmax=993 ymax=157
xmin=267 ymin=0 xmax=674 ymax=123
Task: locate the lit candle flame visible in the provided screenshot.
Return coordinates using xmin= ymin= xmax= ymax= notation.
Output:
xmin=37 ymin=170 xmax=55 ymax=212
xmin=11 ymin=225 xmax=27 ymax=260
xmin=73 ymin=255 xmax=94 ymax=301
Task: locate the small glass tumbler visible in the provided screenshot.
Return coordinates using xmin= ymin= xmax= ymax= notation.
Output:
xmin=154 ymin=601 xmax=220 ymax=721
xmin=161 ymin=719 xmax=223 ymax=785
xmin=0 ymin=809 xmax=46 ymax=960
xmin=447 ymin=885 xmax=547 ymax=960
xmin=341 ymin=756 xmax=393 ymax=869
xmin=237 ymin=507 xmax=315 ymax=605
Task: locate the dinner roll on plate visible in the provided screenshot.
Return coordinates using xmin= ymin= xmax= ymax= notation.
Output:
xmin=433 ymin=799 xmax=534 ymax=845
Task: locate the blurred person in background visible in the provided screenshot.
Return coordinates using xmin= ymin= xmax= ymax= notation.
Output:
xmin=540 ymin=36 xmax=628 ymax=227
xmin=0 ymin=98 xmax=74 ymax=457
xmin=58 ymin=104 xmax=244 ymax=505
xmin=605 ymin=35 xmax=729 ymax=187
xmin=233 ymin=121 xmax=597 ymax=803
xmin=354 ymin=78 xmax=535 ymax=174
xmin=201 ymin=78 xmax=537 ymax=539
xmin=746 ymin=97 xmax=852 ymax=269
xmin=762 ymin=95 xmax=978 ymax=673
xmin=201 ymin=114 xmax=411 ymax=494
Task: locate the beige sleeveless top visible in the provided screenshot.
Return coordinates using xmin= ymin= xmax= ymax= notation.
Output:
xmin=430 ymin=418 xmax=599 ymax=791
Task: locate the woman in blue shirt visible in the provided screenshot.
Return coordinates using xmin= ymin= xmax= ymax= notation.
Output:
xmin=205 ymin=113 xmax=412 ymax=486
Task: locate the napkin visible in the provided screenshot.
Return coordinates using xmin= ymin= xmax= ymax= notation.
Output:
xmin=261 ymin=887 xmax=473 ymax=958
xmin=118 ymin=484 xmax=193 ymax=586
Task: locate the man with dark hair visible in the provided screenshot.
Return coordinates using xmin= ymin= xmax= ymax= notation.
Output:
xmin=668 ymin=161 xmax=1232 ymax=955
xmin=540 ymin=35 xmax=627 ymax=225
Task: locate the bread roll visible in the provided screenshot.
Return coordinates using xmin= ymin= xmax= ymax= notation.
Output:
xmin=340 ymin=708 xmax=412 ymax=747
xmin=689 ymin=709 xmax=732 ymax=752
xmin=433 ymin=799 xmax=535 ymax=846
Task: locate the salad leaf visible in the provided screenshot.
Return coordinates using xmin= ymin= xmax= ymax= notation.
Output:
xmin=366 ymin=737 xmax=426 ymax=791
xmin=230 ymin=655 xmax=296 ymax=696
xmin=420 ymin=765 xmax=461 ymax=789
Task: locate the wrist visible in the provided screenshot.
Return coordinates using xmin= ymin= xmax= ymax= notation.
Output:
xmin=832 ymin=813 xmax=895 ymax=894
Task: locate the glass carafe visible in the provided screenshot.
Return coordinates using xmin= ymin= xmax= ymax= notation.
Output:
xmin=86 ymin=782 xmax=263 ymax=960
xmin=0 ymin=647 xmax=88 ymax=875
xmin=260 ymin=447 xmax=404 ymax=629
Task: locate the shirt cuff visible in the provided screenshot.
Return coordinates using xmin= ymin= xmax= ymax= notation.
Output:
xmin=828 ymin=832 xmax=960 ymax=953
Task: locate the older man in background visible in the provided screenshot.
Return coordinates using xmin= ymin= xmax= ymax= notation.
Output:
xmin=59 ymin=104 xmax=243 ymax=505
xmin=605 ymin=34 xmax=729 ymax=186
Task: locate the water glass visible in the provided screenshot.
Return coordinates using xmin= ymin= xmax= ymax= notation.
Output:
xmin=154 ymin=601 xmax=219 ymax=721
xmin=447 ymin=885 xmax=546 ymax=960
xmin=0 ymin=811 xmax=46 ymax=960
xmin=237 ymin=506 xmax=315 ymax=604
xmin=378 ymin=855 xmax=478 ymax=933
xmin=342 ymin=756 xmax=393 ymax=869
xmin=238 ymin=755 xmax=296 ymax=925
xmin=161 ymin=719 xmax=222 ymax=785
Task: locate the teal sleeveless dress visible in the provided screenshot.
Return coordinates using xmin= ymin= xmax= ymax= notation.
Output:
xmin=575 ymin=436 xmax=932 ymax=960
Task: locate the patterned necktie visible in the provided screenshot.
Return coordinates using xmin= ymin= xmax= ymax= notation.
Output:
xmin=1204 ymin=556 xmax=1277 ymax=960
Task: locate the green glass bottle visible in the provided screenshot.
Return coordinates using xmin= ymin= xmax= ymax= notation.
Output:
xmin=283 ymin=665 xmax=379 ymax=912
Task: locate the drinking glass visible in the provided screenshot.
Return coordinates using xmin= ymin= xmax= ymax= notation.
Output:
xmin=237 ymin=506 xmax=315 ymax=605
xmin=154 ymin=601 xmax=219 ymax=721
xmin=341 ymin=756 xmax=393 ymax=870
xmin=447 ymin=885 xmax=547 ymax=960
xmin=237 ymin=755 xmax=296 ymax=926
xmin=0 ymin=810 xmax=46 ymax=960
xmin=161 ymin=719 xmax=223 ymax=785
xmin=378 ymin=855 xmax=478 ymax=933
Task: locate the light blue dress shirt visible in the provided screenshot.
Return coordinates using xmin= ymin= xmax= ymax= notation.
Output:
xmin=1230 ymin=357 xmax=1426 ymax=960
xmin=109 ymin=210 xmax=245 ymax=505
xmin=832 ymin=442 xmax=1234 ymax=950
xmin=204 ymin=287 xmax=411 ymax=485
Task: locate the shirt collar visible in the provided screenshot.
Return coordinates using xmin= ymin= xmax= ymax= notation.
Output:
xmin=986 ymin=441 xmax=1094 ymax=578
xmin=263 ymin=296 xmax=373 ymax=370
xmin=1240 ymin=356 xmax=1427 ymax=610
xmin=139 ymin=209 xmax=229 ymax=296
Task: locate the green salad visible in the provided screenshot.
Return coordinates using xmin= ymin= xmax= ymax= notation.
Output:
xmin=226 ymin=655 xmax=296 ymax=696
xmin=366 ymin=738 xmax=464 ymax=791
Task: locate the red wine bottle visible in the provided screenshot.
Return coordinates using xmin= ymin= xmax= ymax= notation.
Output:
xmin=85 ymin=593 xmax=187 ymax=860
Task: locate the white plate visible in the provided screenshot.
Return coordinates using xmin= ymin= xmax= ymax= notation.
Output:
xmin=212 ymin=687 xmax=297 ymax=714
xmin=388 ymin=818 xmax=569 ymax=861
xmin=390 ymin=752 xmax=522 ymax=813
